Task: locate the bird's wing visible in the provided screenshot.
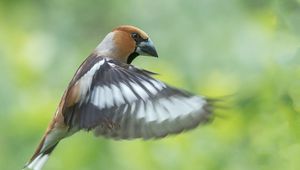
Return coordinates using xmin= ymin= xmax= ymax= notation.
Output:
xmin=63 ymin=57 xmax=213 ymax=139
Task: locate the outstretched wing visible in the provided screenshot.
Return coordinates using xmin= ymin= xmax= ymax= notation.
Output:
xmin=63 ymin=57 xmax=213 ymax=139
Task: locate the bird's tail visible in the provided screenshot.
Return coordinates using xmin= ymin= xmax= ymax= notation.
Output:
xmin=24 ymin=128 xmax=63 ymax=170
xmin=24 ymin=143 xmax=58 ymax=170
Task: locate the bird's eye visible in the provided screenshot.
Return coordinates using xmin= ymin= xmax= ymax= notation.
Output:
xmin=131 ymin=32 xmax=140 ymax=41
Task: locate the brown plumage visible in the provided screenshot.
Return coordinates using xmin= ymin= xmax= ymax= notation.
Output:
xmin=24 ymin=25 xmax=213 ymax=170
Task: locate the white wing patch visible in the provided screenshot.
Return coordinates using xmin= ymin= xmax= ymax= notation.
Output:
xmin=91 ymin=79 xmax=165 ymax=110
xmin=95 ymin=95 xmax=211 ymax=139
xmin=103 ymin=85 xmax=114 ymax=108
xmin=145 ymin=101 xmax=156 ymax=122
xmin=119 ymin=82 xmax=138 ymax=103
xmin=77 ymin=59 xmax=105 ymax=104
xmin=129 ymin=81 xmax=149 ymax=100
xmin=72 ymin=59 xmax=213 ymax=139
xmin=91 ymin=86 xmax=103 ymax=109
xmin=150 ymin=79 xmax=165 ymax=90
xmin=111 ymin=84 xmax=125 ymax=105
xmin=142 ymin=80 xmax=157 ymax=95
xmin=77 ymin=59 xmax=165 ymax=110
xmin=136 ymin=101 xmax=145 ymax=119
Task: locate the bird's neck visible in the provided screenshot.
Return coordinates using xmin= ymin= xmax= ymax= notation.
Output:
xmin=94 ymin=32 xmax=134 ymax=63
xmin=95 ymin=32 xmax=117 ymax=57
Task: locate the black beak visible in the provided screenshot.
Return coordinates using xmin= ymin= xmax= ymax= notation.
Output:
xmin=136 ymin=39 xmax=158 ymax=57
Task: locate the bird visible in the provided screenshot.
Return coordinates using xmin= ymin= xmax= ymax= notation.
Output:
xmin=24 ymin=25 xmax=214 ymax=170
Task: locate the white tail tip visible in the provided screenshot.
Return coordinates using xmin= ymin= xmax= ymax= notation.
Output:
xmin=24 ymin=154 xmax=49 ymax=170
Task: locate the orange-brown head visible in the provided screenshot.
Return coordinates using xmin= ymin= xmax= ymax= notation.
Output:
xmin=95 ymin=25 xmax=158 ymax=64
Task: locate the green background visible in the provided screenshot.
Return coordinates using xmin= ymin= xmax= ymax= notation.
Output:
xmin=1 ymin=0 xmax=300 ymax=169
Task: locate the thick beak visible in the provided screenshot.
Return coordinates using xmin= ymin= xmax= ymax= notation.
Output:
xmin=136 ymin=39 xmax=158 ymax=57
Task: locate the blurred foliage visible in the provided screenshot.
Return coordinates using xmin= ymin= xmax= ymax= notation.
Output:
xmin=1 ymin=0 xmax=300 ymax=170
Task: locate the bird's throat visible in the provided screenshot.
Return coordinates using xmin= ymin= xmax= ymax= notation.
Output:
xmin=127 ymin=52 xmax=139 ymax=64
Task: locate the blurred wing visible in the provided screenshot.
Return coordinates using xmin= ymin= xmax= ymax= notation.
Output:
xmin=64 ymin=58 xmax=213 ymax=139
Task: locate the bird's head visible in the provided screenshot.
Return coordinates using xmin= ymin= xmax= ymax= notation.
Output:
xmin=95 ymin=25 xmax=158 ymax=64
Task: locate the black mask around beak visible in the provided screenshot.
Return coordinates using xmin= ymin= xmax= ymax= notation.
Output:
xmin=136 ymin=39 xmax=158 ymax=57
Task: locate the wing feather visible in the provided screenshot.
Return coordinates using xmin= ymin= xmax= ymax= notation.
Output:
xmin=63 ymin=58 xmax=213 ymax=139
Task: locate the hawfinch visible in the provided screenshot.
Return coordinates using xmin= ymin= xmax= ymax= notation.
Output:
xmin=24 ymin=25 xmax=214 ymax=170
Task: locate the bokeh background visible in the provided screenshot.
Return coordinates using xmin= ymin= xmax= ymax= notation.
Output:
xmin=1 ymin=0 xmax=300 ymax=169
